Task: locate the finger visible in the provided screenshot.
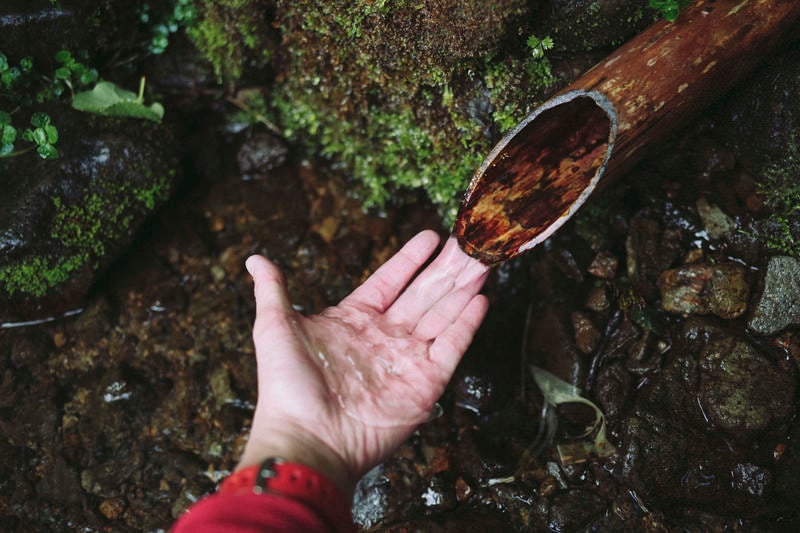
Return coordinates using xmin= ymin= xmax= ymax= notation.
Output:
xmin=412 ymin=269 xmax=489 ymax=340
xmin=428 ymin=294 xmax=489 ymax=376
xmin=342 ymin=230 xmax=440 ymax=312
xmin=246 ymin=255 xmax=294 ymax=340
xmin=386 ymin=236 xmax=489 ymax=327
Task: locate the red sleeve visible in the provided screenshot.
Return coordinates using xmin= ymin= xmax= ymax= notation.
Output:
xmin=171 ymin=491 xmax=332 ymax=533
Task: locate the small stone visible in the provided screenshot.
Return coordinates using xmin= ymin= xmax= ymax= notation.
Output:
xmin=658 ymin=262 xmax=749 ymax=319
xmin=455 ymin=476 xmax=472 ymax=502
xmin=587 ymin=250 xmax=618 ymax=279
xmin=731 ymin=463 xmax=772 ymax=497
xmin=696 ymin=197 xmax=736 ymax=239
xmin=571 ymin=311 xmax=601 ymax=354
xmin=585 ymin=286 xmax=609 ymax=312
xmin=99 ymin=497 xmax=126 ymax=520
xmin=210 ymin=265 xmax=226 ymax=282
xmin=53 ymin=331 xmax=67 ymax=348
xmin=748 ymin=255 xmax=800 ymax=335
xmin=236 ymin=132 xmax=288 ymax=178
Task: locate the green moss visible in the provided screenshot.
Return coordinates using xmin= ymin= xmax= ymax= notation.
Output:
xmin=187 ymin=0 xmax=273 ymax=81
xmin=0 ymin=254 xmax=87 ymax=297
xmin=272 ymin=0 xmax=555 ymax=224
xmin=51 ymin=174 xmax=171 ymax=264
xmin=752 ymin=132 xmax=800 ymax=257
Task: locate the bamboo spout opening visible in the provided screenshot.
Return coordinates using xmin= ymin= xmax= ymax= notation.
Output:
xmin=453 ymin=91 xmax=616 ymax=265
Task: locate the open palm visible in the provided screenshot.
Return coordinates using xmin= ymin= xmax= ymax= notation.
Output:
xmin=241 ymin=230 xmax=489 ymax=486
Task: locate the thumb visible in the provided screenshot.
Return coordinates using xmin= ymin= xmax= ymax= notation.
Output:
xmin=246 ymin=255 xmax=293 ymax=337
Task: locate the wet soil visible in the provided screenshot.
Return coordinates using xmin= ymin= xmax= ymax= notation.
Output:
xmin=1 ymin=120 xmax=799 ymax=532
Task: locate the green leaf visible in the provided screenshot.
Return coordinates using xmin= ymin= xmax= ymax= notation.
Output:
xmin=0 ymin=143 xmax=14 ymax=156
xmin=30 ymin=112 xmax=50 ymax=128
xmin=0 ymin=53 xmax=8 ymax=71
xmin=31 ymin=127 xmax=47 ymax=146
xmin=72 ymin=80 xmax=164 ymax=122
xmin=36 ymin=143 xmax=58 ymax=159
xmin=44 ymin=124 xmax=58 ymax=144
xmin=54 ymin=50 xmax=72 ymax=63
xmin=1 ymin=124 xmax=16 ymax=145
xmin=0 ymin=110 xmax=11 ymax=126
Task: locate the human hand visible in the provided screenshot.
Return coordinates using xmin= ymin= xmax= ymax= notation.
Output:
xmin=237 ymin=230 xmax=490 ymax=495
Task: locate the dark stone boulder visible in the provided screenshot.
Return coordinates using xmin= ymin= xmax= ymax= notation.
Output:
xmin=0 ymin=105 xmax=178 ymax=324
xmin=533 ymin=0 xmax=657 ymax=53
xmin=0 ymin=0 xmax=145 ymax=66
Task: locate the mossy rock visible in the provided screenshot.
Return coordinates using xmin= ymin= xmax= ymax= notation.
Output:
xmin=0 ymin=105 xmax=178 ymax=324
xmin=270 ymin=0 xmax=550 ymax=223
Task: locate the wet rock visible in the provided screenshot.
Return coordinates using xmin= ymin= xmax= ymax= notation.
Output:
xmin=748 ymin=255 xmax=800 ymax=335
xmin=731 ymin=463 xmax=772 ymax=498
xmin=0 ymin=0 xmax=143 ymax=65
xmin=546 ymin=489 xmax=607 ymax=533
xmin=658 ymin=262 xmax=749 ymax=319
xmin=0 ymin=107 xmax=178 ymax=323
xmin=236 ymin=131 xmax=288 ymax=179
xmin=585 ymin=285 xmax=610 ymax=312
xmin=626 ymin=217 xmax=684 ymax=300
xmin=710 ymin=47 xmax=800 ymax=192
xmin=353 ymin=466 xmax=391 ymax=530
xmin=695 ymin=197 xmax=736 ymax=240
xmin=571 ymin=311 xmax=601 ymax=355
xmin=593 ymin=363 xmax=631 ymax=421
xmin=452 ymin=373 xmax=497 ymax=416
xmin=699 ymin=338 xmax=795 ymax=438
xmin=534 ymin=0 xmax=655 ymax=53
xmin=420 ymin=473 xmax=457 ymax=512
xmin=586 ymin=250 xmax=618 ymax=279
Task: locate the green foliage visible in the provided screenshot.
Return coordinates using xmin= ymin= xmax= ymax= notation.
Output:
xmin=484 ymin=40 xmax=557 ymax=135
xmin=0 ymin=49 xmax=100 ymax=159
xmin=527 ymin=35 xmax=554 ymax=59
xmin=141 ymin=0 xmax=196 ymax=55
xmin=649 ymin=0 xmax=690 ymax=22
xmin=72 ymin=78 xmax=164 ymax=122
xmin=273 ymin=0 xmax=553 ymax=223
xmin=187 ymin=0 xmax=272 ymax=81
xmin=0 ymin=110 xmax=59 ymax=159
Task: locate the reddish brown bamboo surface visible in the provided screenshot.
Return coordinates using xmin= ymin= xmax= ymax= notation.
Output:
xmin=454 ymin=0 xmax=800 ymax=265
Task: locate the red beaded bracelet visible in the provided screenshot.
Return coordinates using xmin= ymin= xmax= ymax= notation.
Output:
xmin=219 ymin=458 xmax=354 ymax=533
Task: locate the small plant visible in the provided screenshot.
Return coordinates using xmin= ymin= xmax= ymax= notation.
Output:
xmin=0 ymin=111 xmax=59 ymax=159
xmin=72 ymin=77 xmax=164 ymax=123
xmin=141 ymin=0 xmax=196 ymax=55
xmin=1 ymin=49 xmax=100 ymax=159
xmin=527 ymin=35 xmax=554 ymax=59
xmin=649 ymin=0 xmax=690 ymax=22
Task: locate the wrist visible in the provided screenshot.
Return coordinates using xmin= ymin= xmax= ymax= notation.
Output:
xmin=236 ymin=423 xmax=354 ymax=498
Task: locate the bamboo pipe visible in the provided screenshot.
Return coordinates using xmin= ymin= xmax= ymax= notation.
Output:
xmin=453 ymin=0 xmax=800 ymax=265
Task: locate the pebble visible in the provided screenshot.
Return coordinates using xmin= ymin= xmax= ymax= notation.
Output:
xmin=587 ymin=250 xmax=618 ymax=279
xmin=699 ymin=337 xmax=795 ymax=437
xmin=658 ymin=262 xmax=749 ymax=319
